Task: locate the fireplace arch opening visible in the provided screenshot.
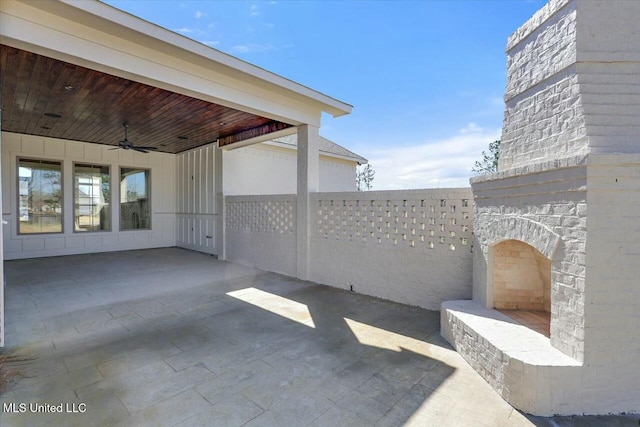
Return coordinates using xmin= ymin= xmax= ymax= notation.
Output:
xmin=491 ymin=239 xmax=551 ymax=337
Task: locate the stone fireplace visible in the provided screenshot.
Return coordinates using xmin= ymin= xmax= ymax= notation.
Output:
xmin=441 ymin=0 xmax=640 ymax=416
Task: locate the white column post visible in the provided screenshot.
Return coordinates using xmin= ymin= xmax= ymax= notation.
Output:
xmin=214 ymin=146 xmax=226 ymax=260
xmin=296 ymin=124 xmax=320 ymax=280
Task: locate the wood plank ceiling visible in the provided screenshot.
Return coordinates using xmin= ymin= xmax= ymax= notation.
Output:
xmin=0 ymin=45 xmax=293 ymax=153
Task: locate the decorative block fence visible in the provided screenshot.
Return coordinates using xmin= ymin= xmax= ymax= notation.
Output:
xmin=226 ymin=194 xmax=297 ymax=276
xmin=225 ymin=188 xmax=474 ymax=310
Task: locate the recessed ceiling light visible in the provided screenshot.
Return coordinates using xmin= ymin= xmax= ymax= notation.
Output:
xmin=44 ymin=112 xmax=62 ymax=118
xmin=177 ymin=136 xmax=189 ymax=140
xmin=64 ymin=85 xmax=74 ymax=91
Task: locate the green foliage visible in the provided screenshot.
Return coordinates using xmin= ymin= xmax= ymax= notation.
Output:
xmin=472 ymin=140 xmax=500 ymax=174
xmin=356 ymin=163 xmax=375 ymax=191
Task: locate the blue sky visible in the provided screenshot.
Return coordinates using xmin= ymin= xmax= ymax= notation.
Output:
xmin=104 ymin=0 xmax=544 ymax=189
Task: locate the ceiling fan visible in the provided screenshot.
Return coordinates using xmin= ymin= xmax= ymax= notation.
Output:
xmin=111 ymin=123 xmax=159 ymax=153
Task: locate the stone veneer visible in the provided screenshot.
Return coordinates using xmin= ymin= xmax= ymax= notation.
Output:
xmin=442 ymin=0 xmax=640 ymax=416
xmin=492 ymin=239 xmax=551 ymax=312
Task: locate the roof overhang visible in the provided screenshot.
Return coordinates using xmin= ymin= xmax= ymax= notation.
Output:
xmin=0 ymin=0 xmax=352 ymax=153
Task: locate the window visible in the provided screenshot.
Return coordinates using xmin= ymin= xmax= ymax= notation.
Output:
xmin=18 ymin=159 xmax=63 ymax=234
xmin=120 ymin=168 xmax=150 ymax=230
xmin=74 ymin=164 xmax=110 ymax=232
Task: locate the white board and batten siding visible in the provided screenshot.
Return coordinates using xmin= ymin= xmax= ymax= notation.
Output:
xmin=1 ymin=132 xmax=177 ymax=259
xmin=175 ymin=145 xmax=218 ymax=255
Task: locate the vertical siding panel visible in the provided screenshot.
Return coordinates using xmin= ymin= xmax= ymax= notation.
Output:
xmin=200 ymin=147 xmax=207 ymax=214
xmin=208 ymin=218 xmax=214 ymax=251
xmin=177 ymin=154 xmax=181 ymax=213
xmin=207 ymin=146 xmax=215 ymax=214
xmin=183 ymin=152 xmax=188 ymax=214
xmin=181 ymin=153 xmax=186 ymax=214
xmin=190 ymin=151 xmax=195 ymax=214
xmin=194 ymin=149 xmax=201 ymax=214
xmin=175 ymin=145 xmax=219 ymax=254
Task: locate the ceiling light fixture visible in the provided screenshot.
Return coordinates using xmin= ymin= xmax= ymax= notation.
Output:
xmin=64 ymin=85 xmax=74 ymax=91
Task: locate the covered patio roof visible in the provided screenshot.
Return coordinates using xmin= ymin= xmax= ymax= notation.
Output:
xmin=0 ymin=0 xmax=352 ymax=152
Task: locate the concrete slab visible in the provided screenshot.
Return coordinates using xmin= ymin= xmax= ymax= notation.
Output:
xmin=0 ymin=248 xmax=636 ymax=426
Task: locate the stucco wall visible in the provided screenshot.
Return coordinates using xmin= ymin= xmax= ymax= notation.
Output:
xmin=1 ymin=132 xmax=177 ymax=259
xmin=223 ymin=143 xmax=357 ymax=195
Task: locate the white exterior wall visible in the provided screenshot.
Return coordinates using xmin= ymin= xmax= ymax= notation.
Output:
xmin=1 ymin=132 xmax=176 ymax=259
xmin=223 ymin=143 xmax=357 ymax=195
xmin=175 ymin=145 xmax=218 ymax=255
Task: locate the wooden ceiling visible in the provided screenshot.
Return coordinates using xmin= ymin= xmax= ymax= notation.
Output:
xmin=0 ymin=45 xmax=292 ymax=153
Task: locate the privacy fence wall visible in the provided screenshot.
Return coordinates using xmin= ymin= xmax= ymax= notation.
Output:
xmin=225 ymin=188 xmax=474 ymax=310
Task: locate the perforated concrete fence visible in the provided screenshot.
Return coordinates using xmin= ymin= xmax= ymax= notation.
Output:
xmin=224 ymin=189 xmax=474 ymax=310
xmin=225 ymin=195 xmax=298 ymax=276
xmin=226 ymin=197 xmax=296 ymax=235
xmin=309 ymin=189 xmax=474 ymax=310
xmin=314 ymin=191 xmax=473 ymax=252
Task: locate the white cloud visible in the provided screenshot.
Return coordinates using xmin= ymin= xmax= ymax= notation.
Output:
xmin=250 ymin=4 xmax=260 ymax=16
xmin=202 ymin=40 xmax=220 ymax=47
xmin=459 ymin=122 xmax=482 ymax=134
xmin=174 ymin=27 xmax=194 ymax=34
xmin=232 ymin=43 xmax=272 ymax=53
xmin=194 ymin=11 xmax=205 ymax=19
xmin=363 ymin=123 xmax=501 ymax=190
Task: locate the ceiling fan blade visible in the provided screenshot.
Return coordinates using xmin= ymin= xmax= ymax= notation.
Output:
xmin=108 ymin=147 xmax=121 ymax=150
xmin=132 ymin=147 xmax=149 ymax=153
xmin=133 ymin=146 xmax=159 ymax=150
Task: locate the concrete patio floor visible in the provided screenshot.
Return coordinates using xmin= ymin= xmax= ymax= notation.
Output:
xmin=0 ymin=248 xmax=636 ymax=426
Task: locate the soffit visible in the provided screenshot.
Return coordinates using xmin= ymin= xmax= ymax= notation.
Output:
xmin=0 ymin=45 xmax=293 ymax=153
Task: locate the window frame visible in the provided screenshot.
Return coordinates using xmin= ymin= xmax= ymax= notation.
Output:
xmin=16 ymin=157 xmax=65 ymax=235
xmin=72 ymin=162 xmax=112 ymax=233
xmin=119 ymin=167 xmax=152 ymax=231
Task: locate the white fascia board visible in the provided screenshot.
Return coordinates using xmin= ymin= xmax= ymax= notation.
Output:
xmin=4 ymin=0 xmax=351 ymax=121
xmin=320 ymin=152 xmax=367 ymax=164
xmin=260 ymin=140 xmax=367 ymax=164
